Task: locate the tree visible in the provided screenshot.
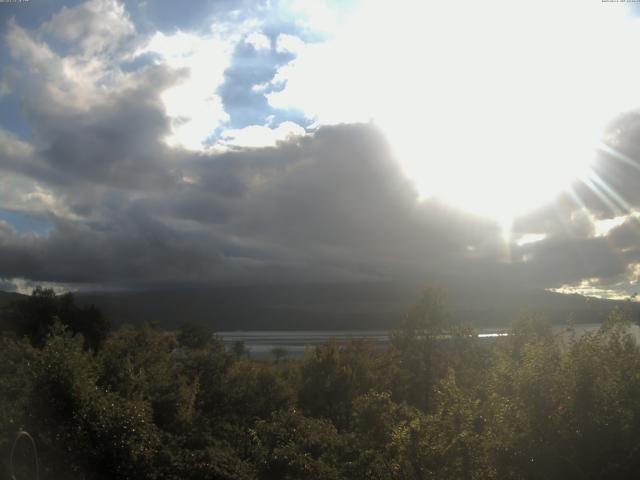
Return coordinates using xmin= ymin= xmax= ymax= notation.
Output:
xmin=388 ymin=286 xmax=451 ymax=410
xmin=298 ymin=338 xmax=382 ymax=429
xmin=178 ymin=322 xmax=214 ymax=349
xmin=271 ymin=346 xmax=289 ymax=362
xmin=252 ymin=409 xmax=343 ymax=480
xmin=3 ymin=287 xmax=109 ymax=351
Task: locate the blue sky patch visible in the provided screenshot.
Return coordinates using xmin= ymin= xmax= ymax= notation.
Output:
xmin=0 ymin=209 xmax=52 ymax=236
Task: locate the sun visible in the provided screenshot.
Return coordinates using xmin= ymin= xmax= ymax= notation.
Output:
xmin=296 ymin=0 xmax=640 ymax=228
xmin=379 ymin=70 xmax=604 ymax=227
xmin=371 ymin=1 xmax=639 ymax=227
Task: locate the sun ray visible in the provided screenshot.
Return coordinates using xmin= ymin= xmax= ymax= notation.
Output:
xmin=598 ymin=142 xmax=640 ymax=172
xmin=588 ymin=171 xmax=632 ymax=215
xmin=581 ymin=175 xmax=625 ymax=218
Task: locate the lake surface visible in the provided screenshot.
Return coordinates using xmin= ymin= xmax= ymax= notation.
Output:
xmin=219 ymin=330 xmax=389 ymax=358
xmin=219 ymin=323 xmax=640 ymax=359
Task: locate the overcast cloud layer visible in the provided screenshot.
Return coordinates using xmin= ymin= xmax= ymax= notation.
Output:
xmin=1 ymin=0 xmax=640 ymax=297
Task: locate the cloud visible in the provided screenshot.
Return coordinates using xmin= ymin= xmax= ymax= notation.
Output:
xmin=0 ymin=80 xmax=9 ymax=98
xmin=125 ymin=0 xmax=270 ymax=35
xmin=0 ymin=113 xmax=504 ymax=288
xmin=220 ymin=121 xmax=305 ymax=148
xmin=605 ymin=214 xmax=640 ymax=253
xmin=0 ymin=277 xmax=72 ymax=295
xmin=140 ymin=30 xmax=233 ymax=150
xmin=275 ymin=33 xmax=305 ymax=54
xmin=42 ymin=0 xmax=135 ymax=57
xmin=513 ymin=236 xmax=627 ymax=286
xmin=0 ymin=127 xmax=33 ymax=159
xmin=570 ymin=111 xmax=640 ymax=219
xmin=245 ymin=31 xmax=271 ymax=51
xmin=1 ymin=0 xmax=640 ymax=298
xmin=5 ymin=18 xmax=146 ymax=118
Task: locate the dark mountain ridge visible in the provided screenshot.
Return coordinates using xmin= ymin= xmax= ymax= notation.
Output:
xmin=2 ymin=281 xmax=637 ymax=331
xmin=73 ymin=282 xmax=640 ymax=330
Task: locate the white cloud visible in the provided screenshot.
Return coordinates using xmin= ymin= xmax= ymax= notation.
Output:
xmin=0 ymin=128 xmax=33 ymax=158
xmin=42 ymin=0 xmax=135 ymax=56
xmin=275 ymin=33 xmax=305 ymax=54
xmin=221 ymin=121 xmax=305 ymax=148
xmin=265 ymin=37 xmax=370 ymax=125
xmin=627 ymin=263 xmax=640 ymax=284
xmin=245 ymin=31 xmax=271 ymax=51
xmin=516 ymin=233 xmax=547 ymax=247
xmin=142 ymin=30 xmax=234 ymax=150
xmin=6 ymin=19 xmax=132 ymax=113
xmin=0 ymin=172 xmax=78 ymax=221
xmin=0 ymin=277 xmax=75 ymax=295
xmin=549 ymin=278 xmax=633 ymax=300
xmin=593 ymin=214 xmax=629 ymax=237
xmin=251 ymin=81 xmax=270 ymax=93
xmin=282 ymin=0 xmax=342 ymax=34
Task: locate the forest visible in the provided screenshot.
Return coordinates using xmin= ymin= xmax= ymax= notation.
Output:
xmin=2 ymin=287 xmax=640 ymax=479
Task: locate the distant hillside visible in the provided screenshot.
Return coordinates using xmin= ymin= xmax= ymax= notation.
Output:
xmin=0 ymin=290 xmax=24 ymax=309
xmin=2 ymin=281 xmax=636 ymax=331
xmin=0 ymin=291 xmax=26 ymax=331
xmin=76 ymin=283 xmax=418 ymax=331
xmin=70 ymin=281 xmax=640 ymax=331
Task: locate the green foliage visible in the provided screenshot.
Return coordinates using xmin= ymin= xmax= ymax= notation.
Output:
xmin=223 ymin=359 xmax=295 ymax=421
xmin=154 ymin=436 xmax=255 ymax=480
xmin=345 ymin=391 xmax=418 ymax=479
xmin=270 ymin=346 xmax=288 ymax=362
xmin=298 ymin=339 xmax=383 ymax=429
xmin=97 ymin=324 xmax=178 ymax=400
xmin=23 ymin=325 xmax=159 ymax=479
xmin=178 ymin=321 xmax=214 ymax=349
xmin=232 ymin=340 xmax=249 ymax=358
xmin=2 ymin=287 xmax=110 ymax=351
xmin=251 ymin=409 xmax=342 ymax=480
xmin=395 ymin=370 xmax=493 ymax=480
xmin=0 ymin=334 xmax=35 ymax=475
xmin=1 ymin=288 xmax=640 ymax=479
xmin=388 ymin=286 xmax=454 ymax=410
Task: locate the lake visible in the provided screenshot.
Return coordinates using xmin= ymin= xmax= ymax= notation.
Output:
xmin=218 ymin=323 xmax=640 ymax=359
xmin=218 ymin=330 xmax=389 ymax=359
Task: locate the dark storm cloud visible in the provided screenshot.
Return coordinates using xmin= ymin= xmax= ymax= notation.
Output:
xmin=509 ymin=236 xmax=628 ymax=287
xmin=512 ymin=199 xmax=594 ymax=239
xmin=0 ymin=214 xmax=223 ymax=285
xmin=0 ymin=107 xmax=505 ymax=288
xmin=39 ymin=72 xmax=178 ymax=188
xmin=2 ymin=64 xmax=180 ymax=190
xmin=605 ymin=217 xmax=640 ymax=264
xmin=570 ymin=111 xmax=640 ymax=218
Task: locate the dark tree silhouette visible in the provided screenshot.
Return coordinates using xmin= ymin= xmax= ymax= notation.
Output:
xmin=2 ymin=287 xmax=109 ymax=351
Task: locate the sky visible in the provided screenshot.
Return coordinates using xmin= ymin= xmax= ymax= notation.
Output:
xmin=1 ymin=0 xmax=640 ymax=298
